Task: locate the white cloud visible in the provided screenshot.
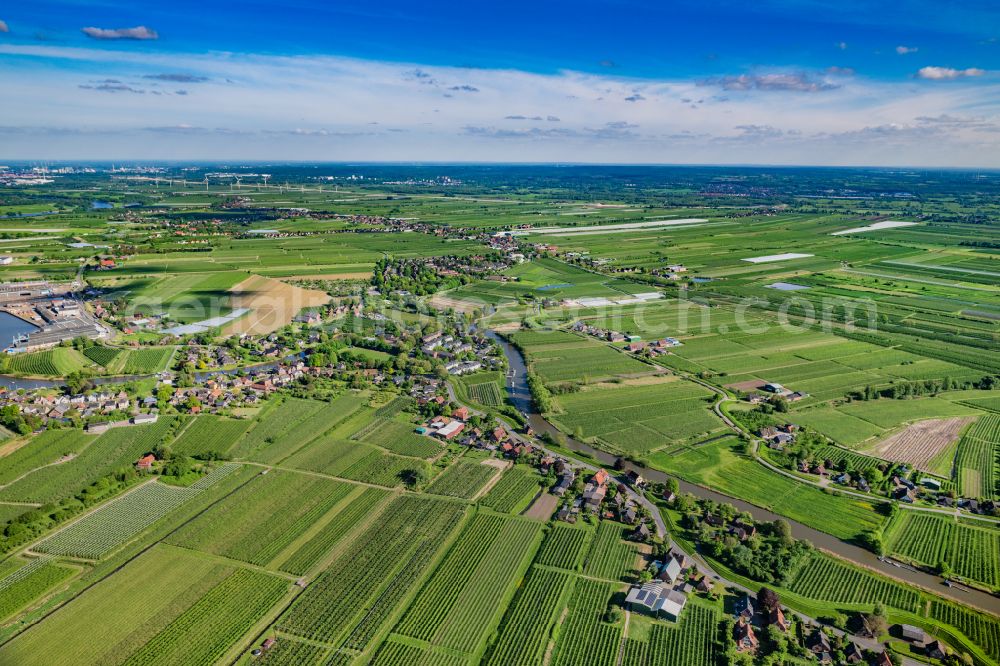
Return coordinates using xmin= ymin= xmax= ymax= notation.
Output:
xmin=916 ymin=66 xmax=986 ymax=80
xmin=82 ymin=26 xmax=158 ymax=41
xmin=895 ymin=45 xmax=918 ymax=55
xmin=701 ymin=73 xmax=839 ymax=92
xmin=0 ymin=43 xmax=998 ymax=165
xmin=0 ymin=20 xmax=9 ymax=33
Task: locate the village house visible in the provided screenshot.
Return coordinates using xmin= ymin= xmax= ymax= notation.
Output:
xmin=806 ymin=629 xmax=832 ymax=657
xmin=733 ymin=593 xmax=755 ymax=621
xmin=733 ymin=618 xmax=758 ymax=652
xmin=844 ymin=641 xmax=864 ymax=664
xmin=768 ymin=606 xmax=790 ymax=632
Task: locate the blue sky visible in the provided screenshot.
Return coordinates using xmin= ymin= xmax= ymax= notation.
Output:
xmin=0 ymin=0 xmax=998 ymax=164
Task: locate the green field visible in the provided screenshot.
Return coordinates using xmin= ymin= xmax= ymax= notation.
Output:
xmin=0 ymin=417 xmax=183 ymax=504
xmin=511 ymin=330 xmax=652 ymax=384
xmin=0 ymin=544 xmax=288 ymax=666
xmin=167 ymin=468 xmax=354 ymax=567
xmin=622 ymin=603 xmax=722 ymax=666
xmin=34 ymin=465 xmax=237 ymax=559
xmin=535 ymin=523 xmax=593 ymax=571
xmin=0 ymin=557 xmax=76 ymax=621
xmin=583 ymin=521 xmax=640 ymax=582
xmin=276 ymin=495 xmax=466 ymax=651
xmin=550 ymin=577 xmax=624 ymax=666
xmin=170 ymin=415 xmax=252 ymax=456
xmin=0 ymin=429 xmax=95 ymax=486
xmin=884 ymin=512 xmax=1000 ymax=588
xmin=485 ymin=566 xmax=575 ymax=666
xmin=478 ymin=465 xmax=541 ymax=513
xmin=426 ymin=459 xmax=500 ymax=499
xmin=649 ymin=436 xmax=886 ymax=541
xmin=955 ymin=416 xmax=999 ymax=499
xmin=551 ymin=379 xmax=722 ymax=454
xmin=393 ymin=512 xmax=542 ymax=656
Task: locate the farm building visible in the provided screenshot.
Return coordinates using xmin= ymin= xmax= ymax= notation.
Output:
xmin=624 ymin=581 xmax=687 ymax=621
xmin=901 ymin=624 xmax=926 ymax=643
xmin=436 ymin=420 xmax=465 ymax=440
xmin=135 ymin=454 xmax=156 ymax=471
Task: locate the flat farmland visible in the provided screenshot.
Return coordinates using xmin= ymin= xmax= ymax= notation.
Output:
xmin=0 ymin=417 xmax=183 ymax=504
xmin=0 ymin=429 xmax=95 ymax=486
xmin=276 ymin=485 xmax=392 ymax=576
xmin=0 ymin=544 xmax=288 ymax=666
xmin=0 ymin=557 xmax=76 ymax=621
xmin=786 ymin=552 xmax=923 ymax=613
xmin=551 ymin=378 xmax=723 ymax=454
xmin=170 ymin=415 xmax=251 ymax=457
xmin=248 ymin=393 xmax=367 ymax=464
xmin=33 ymin=469 xmax=236 ymax=559
xmin=92 ymin=270 xmax=247 ymax=323
xmin=370 ymin=641 xmax=469 ymax=666
xmin=656 ymin=322 xmax=977 ymax=404
xmin=463 ymin=257 xmax=652 ymax=303
xmin=426 ymin=459 xmax=501 ymax=499
xmin=282 ymin=435 xmax=376 ymax=477
xmin=511 ymin=330 xmax=652 ymax=384
xmin=536 ymin=523 xmax=593 ymax=571
xmin=955 ymin=416 xmax=999 ymax=499
xmin=550 ymin=577 xmax=625 ymax=666
xmin=276 ymin=494 xmax=466 ymax=650
xmin=230 ymin=396 xmax=325 ymax=458
xmin=885 ymin=512 xmax=1000 ymax=588
xmin=167 ymin=469 xmax=354 ymax=567
xmin=795 ymin=398 xmax=982 ymax=448
xmin=394 ymin=512 xmax=542 ymax=656
xmin=583 ymin=520 xmax=641 ymax=582
xmin=859 ymin=416 xmax=973 ymax=475
xmin=650 ymin=436 xmax=885 ymax=540
xmin=485 ymin=567 xmax=575 ymax=666
xmin=479 ymin=465 xmax=542 ymax=513
xmin=3 ymin=347 xmax=93 ymax=377
xmin=360 ymin=416 xmax=443 ymax=458
xmin=118 ymin=346 xmax=176 ymax=374
xmin=622 ymin=602 xmax=721 ymax=666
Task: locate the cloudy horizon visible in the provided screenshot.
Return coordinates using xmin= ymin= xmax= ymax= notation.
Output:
xmin=1 ymin=0 xmax=998 ymax=166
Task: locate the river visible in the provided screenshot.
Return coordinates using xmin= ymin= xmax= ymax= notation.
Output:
xmin=485 ymin=330 xmax=1000 ymax=615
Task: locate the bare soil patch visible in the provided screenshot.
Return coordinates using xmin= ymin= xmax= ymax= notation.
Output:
xmin=428 ymin=293 xmax=482 ymax=313
xmin=221 ymin=274 xmax=330 ymax=336
xmin=523 ymin=491 xmax=558 ymax=521
xmin=725 ymin=379 xmax=768 ymax=392
xmin=861 ymin=417 xmax=973 ymax=472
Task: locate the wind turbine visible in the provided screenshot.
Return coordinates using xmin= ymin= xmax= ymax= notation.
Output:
xmin=203 ymin=175 xmax=210 ymax=191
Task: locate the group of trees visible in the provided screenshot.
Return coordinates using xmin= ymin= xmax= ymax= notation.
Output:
xmin=851 ymin=376 xmax=966 ymax=401
xmin=677 ymin=495 xmax=812 ymax=585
